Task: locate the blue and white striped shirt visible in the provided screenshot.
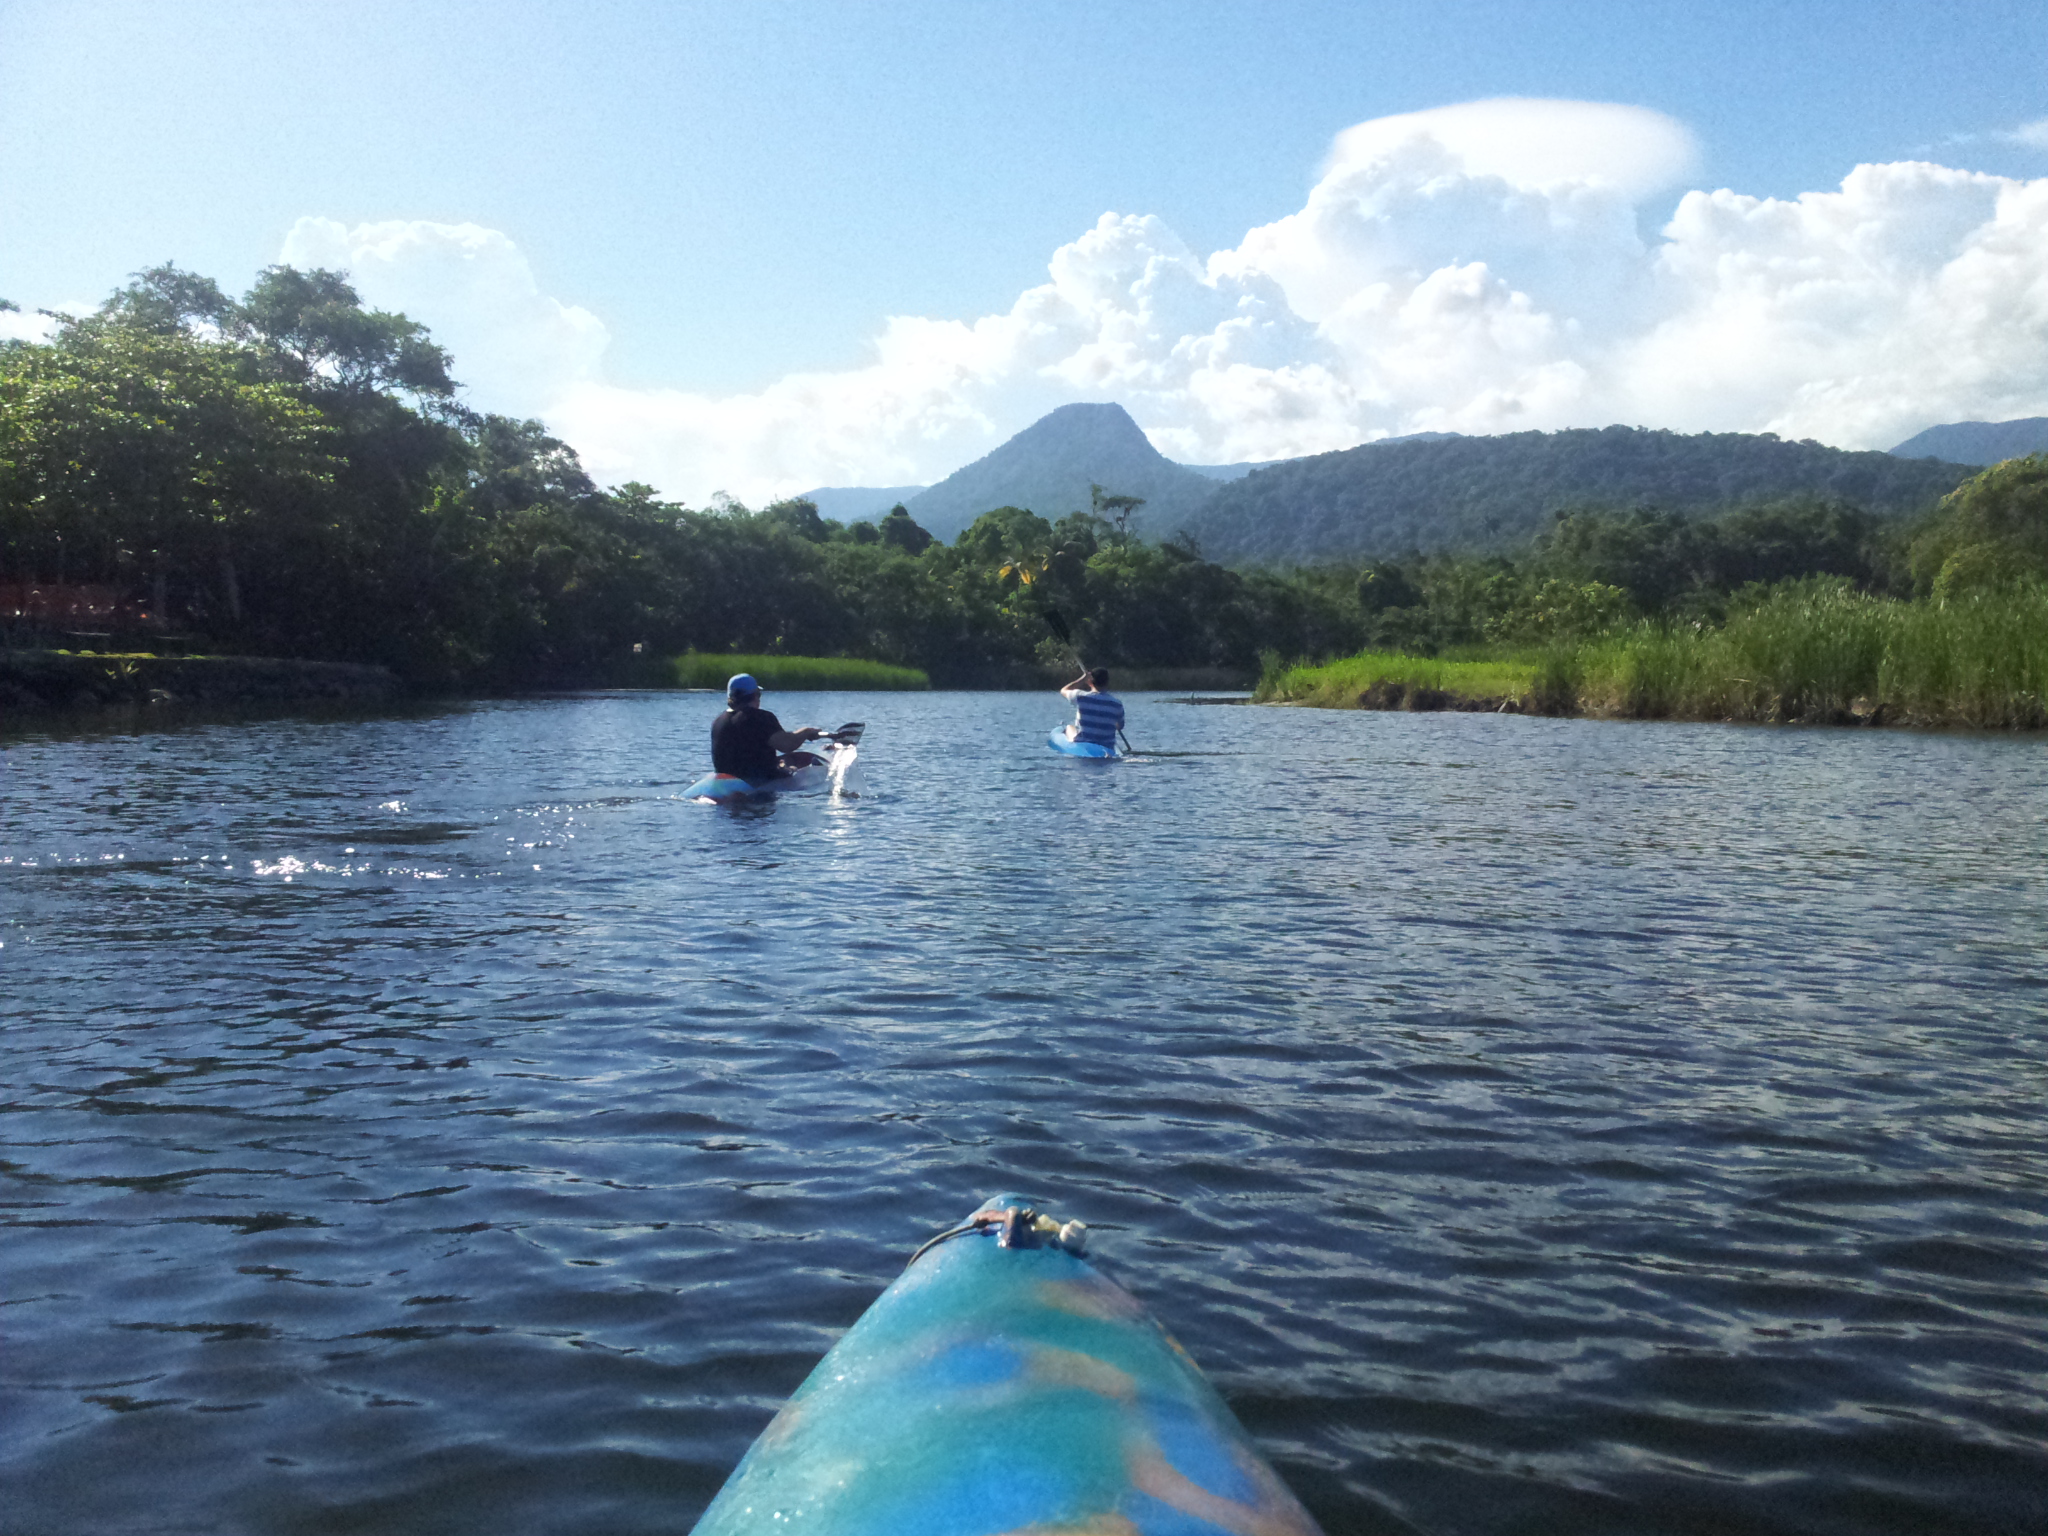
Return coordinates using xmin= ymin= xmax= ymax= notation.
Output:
xmin=1068 ymin=689 xmax=1124 ymax=746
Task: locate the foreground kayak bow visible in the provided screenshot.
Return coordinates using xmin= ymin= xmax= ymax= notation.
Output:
xmin=694 ymin=1196 xmax=1323 ymax=1535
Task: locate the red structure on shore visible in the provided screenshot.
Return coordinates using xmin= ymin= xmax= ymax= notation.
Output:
xmin=0 ymin=582 xmax=154 ymax=629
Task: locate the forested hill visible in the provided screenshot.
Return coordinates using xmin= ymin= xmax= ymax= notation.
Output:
xmin=905 ymin=402 xmax=1219 ymax=542
xmin=1178 ymin=426 xmax=1978 ymax=566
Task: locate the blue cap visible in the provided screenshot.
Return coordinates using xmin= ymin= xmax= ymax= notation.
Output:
xmin=726 ymin=673 xmax=760 ymax=697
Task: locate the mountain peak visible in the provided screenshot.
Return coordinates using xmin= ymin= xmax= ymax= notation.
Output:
xmin=1014 ymin=400 xmax=1153 ymax=441
xmin=1889 ymin=417 xmax=2048 ymax=466
xmin=904 ymin=402 xmax=1218 ymax=541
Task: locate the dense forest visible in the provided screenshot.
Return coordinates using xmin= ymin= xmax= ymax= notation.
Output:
xmin=3 ymin=266 xmax=2042 ymax=693
xmin=0 ymin=267 xmax=1355 ymax=684
xmin=1181 ymin=425 xmax=1977 ymax=565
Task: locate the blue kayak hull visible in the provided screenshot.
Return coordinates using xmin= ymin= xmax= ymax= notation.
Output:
xmin=693 ymin=1197 xmax=1322 ymax=1535
xmin=684 ymin=764 xmax=830 ymax=801
xmin=1048 ymin=727 xmax=1119 ymax=759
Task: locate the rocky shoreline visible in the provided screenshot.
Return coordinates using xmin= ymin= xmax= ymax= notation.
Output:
xmin=1 ymin=650 xmax=400 ymax=717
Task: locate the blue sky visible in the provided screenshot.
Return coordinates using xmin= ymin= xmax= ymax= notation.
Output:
xmin=3 ymin=0 xmax=2046 ymax=498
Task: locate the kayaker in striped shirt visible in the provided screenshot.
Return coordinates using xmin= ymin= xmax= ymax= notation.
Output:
xmin=1060 ymin=667 xmax=1124 ymax=748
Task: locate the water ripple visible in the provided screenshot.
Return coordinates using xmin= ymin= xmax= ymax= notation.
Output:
xmin=4 ymin=694 xmax=2045 ymax=1535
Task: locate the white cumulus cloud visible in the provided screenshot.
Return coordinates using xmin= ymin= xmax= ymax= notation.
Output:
xmin=1320 ymin=96 xmax=1700 ymax=199
xmin=274 ymin=99 xmax=2048 ymax=503
xmin=1619 ymin=162 xmax=2048 ymax=443
xmin=0 ymin=308 xmax=63 ymax=345
xmin=279 ymin=218 xmax=609 ymax=421
xmin=536 ymin=210 xmax=1336 ymax=495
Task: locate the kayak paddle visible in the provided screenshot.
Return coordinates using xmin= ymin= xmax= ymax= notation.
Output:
xmin=1043 ymin=610 xmax=1135 ymax=756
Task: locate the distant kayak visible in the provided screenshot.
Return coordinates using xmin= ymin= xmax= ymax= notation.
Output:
xmin=1048 ymin=726 xmax=1120 ymax=759
xmin=692 ymin=1195 xmax=1323 ymax=1536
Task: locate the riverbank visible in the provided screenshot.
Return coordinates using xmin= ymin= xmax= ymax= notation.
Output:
xmin=1 ymin=649 xmax=401 ymax=716
xmin=1258 ymin=584 xmax=2048 ymax=730
xmin=0 ymin=647 xmax=1263 ymax=721
xmin=666 ymin=652 xmax=1252 ymax=692
xmin=668 ymin=652 xmax=931 ymax=690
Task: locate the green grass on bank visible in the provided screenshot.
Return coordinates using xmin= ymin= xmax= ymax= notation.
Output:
xmin=668 ymin=652 xmax=930 ymax=691
xmin=1257 ymin=650 xmax=1536 ymax=708
xmin=1259 ymin=583 xmax=2048 ymax=729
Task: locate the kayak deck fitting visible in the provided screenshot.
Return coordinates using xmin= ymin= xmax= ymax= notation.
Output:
xmin=693 ymin=1195 xmax=1323 ymax=1535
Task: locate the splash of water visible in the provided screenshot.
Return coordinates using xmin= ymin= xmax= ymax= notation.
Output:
xmin=829 ymin=741 xmax=863 ymax=797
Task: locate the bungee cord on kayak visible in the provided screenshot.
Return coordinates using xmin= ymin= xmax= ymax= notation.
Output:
xmin=905 ymin=1199 xmax=1091 ymax=1267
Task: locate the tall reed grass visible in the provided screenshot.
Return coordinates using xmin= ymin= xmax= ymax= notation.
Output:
xmin=1577 ymin=582 xmax=2048 ymax=727
xmin=1261 ymin=582 xmax=2048 ymax=729
xmin=668 ymin=653 xmax=929 ymax=691
xmin=1876 ymin=589 xmax=2048 ymax=727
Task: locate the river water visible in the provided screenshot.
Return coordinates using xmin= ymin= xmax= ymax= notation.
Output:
xmin=3 ymin=691 xmax=2044 ymax=1536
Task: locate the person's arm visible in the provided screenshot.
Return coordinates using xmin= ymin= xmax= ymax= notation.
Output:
xmin=768 ymin=725 xmax=823 ymax=751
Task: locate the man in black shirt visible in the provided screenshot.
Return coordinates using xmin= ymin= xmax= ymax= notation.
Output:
xmin=710 ymin=673 xmax=825 ymax=782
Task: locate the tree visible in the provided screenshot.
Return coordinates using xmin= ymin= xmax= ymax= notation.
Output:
xmin=877 ymin=504 xmax=934 ymax=555
xmin=1091 ymin=483 xmax=1145 ymax=545
xmin=98 ymin=263 xmax=233 ymax=335
xmin=1536 ymin=508 xmax=1710 ymax=614
xmin=466 ymin=415 xmax=597 ymax=514
xmin=956 ymin=506 xmax=1052 ymax=567
xmin=1909 ymin=454 xmax=2048 ymax=598
xmin=762 ymin=496 xmax=832 ymax=543
xmin=1044 ymin=513 xmax=1105 ymax=594
xmin=0 ymin=322 xmax=337 ymax=625
xmin=233 ymin=266 xmax=456 ymax=402
xmin=1356 ymin=560 xmax=1422 ymax=613
xmin=1707 ymin=498 xmax=1885 ymax=593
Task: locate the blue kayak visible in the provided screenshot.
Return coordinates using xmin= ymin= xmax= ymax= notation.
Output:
xmin=686 ymin=726 xmax=865 ymax=802
xmin=683 ymin=764 xmax=831 ymax=802
xmin=1048 ymin=726 xmax=1120 ymax=759
xmin=693 ymin=1196 xmax=1323 ymax=1535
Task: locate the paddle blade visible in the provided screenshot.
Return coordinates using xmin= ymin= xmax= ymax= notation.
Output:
xmin=1043 ymin=608 xmax=1072 ymax=645
xmin=830 ymin=722 xmax=866 ymax=745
